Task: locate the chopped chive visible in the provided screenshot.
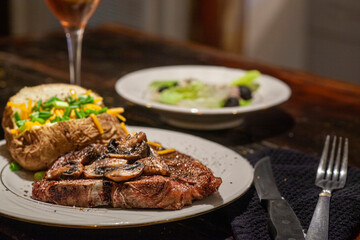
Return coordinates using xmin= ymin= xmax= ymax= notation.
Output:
xmin=30 ymin=111 xmax=39 ymax=118
xmin=9 ymin=162 xmax=22 ymax=171
xmin=32 ymin=117 xmax=45 ymax=124
xmin=97 ymin=107 xmax=108 ymax=114
xmin=39 ymin=111 xmax=52 ymax=119
xmin=16 ymin=120 xmax=25 ymax=128
xmin=74 ymin=109 xmax=83 ymax=119
xmin=63 ymin=107 xmax=71 ymax=117
xmin=79 ymin=110 xmax=86 ymax=118
xmin=19 ymin=123 xmax=26 ymax=131
xmin=34 ymin=171 xmax=45 ymax=181
xmin=43 ymin=96 xmax=61 ymax=104
xmin=61 ymin=116 xmax=70 ymax=121
xmin=41 ymin=103 xmax=53 ymax=109
xmin=32 ymin=100 xmax=42 ymax=112
xmin=14 ymin=112 xmax=21 ymax=121
xmin=66 ymin=95 xmax=76 ymax=104
xmin=53 ymin=101 xmax=69 ymax=109
xmin=73 ymin=95 xmax=94 ymax=106
xmin=51 ymin=116 xmax=61 ymax=123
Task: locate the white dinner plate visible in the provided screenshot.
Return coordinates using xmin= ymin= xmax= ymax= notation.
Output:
xmin=0 ymin=126 xmax=253 ymax=228
xmin=115 ymin=65 xmax=291 ymax=130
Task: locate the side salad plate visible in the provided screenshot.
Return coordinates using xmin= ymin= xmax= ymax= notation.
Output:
xmin=115 ymin=65 xmax=291 ymax=130
xmin=0 ymin=126 xmax=253 ymax=228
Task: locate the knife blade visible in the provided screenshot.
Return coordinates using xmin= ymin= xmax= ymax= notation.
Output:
xmin=254 ymin=156 xmax=305 ymax=240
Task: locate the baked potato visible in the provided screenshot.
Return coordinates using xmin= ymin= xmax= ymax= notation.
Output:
xmin=2 ymin=84 xmax=127 ymax=171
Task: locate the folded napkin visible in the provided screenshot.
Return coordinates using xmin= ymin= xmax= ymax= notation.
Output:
xmin=231 ymin=147 xmax=360 ymax=240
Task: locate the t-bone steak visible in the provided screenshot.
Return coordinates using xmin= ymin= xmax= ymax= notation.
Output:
xmin=32 ymin=132 xmax=222 ymax=210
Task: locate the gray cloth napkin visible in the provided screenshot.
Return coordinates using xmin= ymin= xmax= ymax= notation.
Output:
xmin=231 ymin=147 xmax=360 ymax=240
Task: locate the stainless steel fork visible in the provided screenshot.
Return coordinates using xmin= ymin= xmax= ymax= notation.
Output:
xmin=306 ymin=135 xmax=348 ymax=240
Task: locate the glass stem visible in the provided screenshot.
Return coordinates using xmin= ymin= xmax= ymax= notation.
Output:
xmin=64 ymin=27 xmax=84 ymax=85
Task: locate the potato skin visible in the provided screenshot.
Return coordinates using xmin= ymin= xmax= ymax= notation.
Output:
xmin=2 ymin=108 xmax=126 ymax=171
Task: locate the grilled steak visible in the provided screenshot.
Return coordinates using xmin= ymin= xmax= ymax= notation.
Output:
xmin=32 ymin=132 xmax=222 ymax=210
xmin=32 ymin=179 xmax=112 ymax=207
xmin=111 ymin=152 xmax=222 ymax=210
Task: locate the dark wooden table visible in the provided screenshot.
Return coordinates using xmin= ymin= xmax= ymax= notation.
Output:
xmin=0 ymin=24 xmax=359 ymax=240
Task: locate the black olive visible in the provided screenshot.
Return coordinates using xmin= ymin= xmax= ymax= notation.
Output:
xmin=158 ymin=86 xmax=169 ymax=92
xmin=238 ymin=86 xmax=252 ymax=100
xmin=224 ymin=97 xmax=239 ymax=107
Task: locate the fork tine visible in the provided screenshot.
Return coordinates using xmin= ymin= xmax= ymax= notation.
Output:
xmin=339 ymin=138 xmax=348 ymax=188
xmin=325 ymin=136 xmax=337 ymax=180
xmin=317 ymin=135 xmax=330 ymax=180
xmin=332 ymin=137 xmax=342 ymax=181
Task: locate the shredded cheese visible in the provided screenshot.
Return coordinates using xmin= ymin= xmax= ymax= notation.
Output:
xmin=10 ymin=129 xmax=20 ymax=134
xmin=22 ymin=121 xmax=42 ymax=131
xmin=19 ymin=103 xmax=28 ymax=120
xmin=55 ymin=109 xmax=64 ymax=117
xmin=8 ymin=102 xmax=28 ymax=119
xmin=49 ymin=115 xmax=56 ymax=121
xmin=84 ymin=103 xmax=102 ymax=111
xmin=121 ymin=122 xmax=129 ymax=135
xmin=116 ymin=114 xmax=126 ymax=122
xmin=157 ymin=148 xmax=176 ymax=155
xmin=89 ymin=113 xmax=104 ymax=134
xmin=85 ymin=89 xmax=92 ymax=95
xmin=147 ymin=141 xmax=162 ymax=148
xmin=107 ymin=108 xmax=125 ymax=115
xmin=70 ymin=109 xmax=76 ymax=118
xmin=7 ymin=102 xmax=23 ymax=109
xmin=28 ymin=99 xmax=32 ymax=113
xmin=94 ymin=97 xmax=103 ymax=104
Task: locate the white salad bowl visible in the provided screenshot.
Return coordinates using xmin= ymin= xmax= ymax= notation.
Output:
xmin=115 ymin=65 xmax=291 ymax=130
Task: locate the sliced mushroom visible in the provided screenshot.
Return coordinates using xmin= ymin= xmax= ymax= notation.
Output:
xmin=139 ymin=156 xmax=170 ymax=176
xmin=45 ymin=161 xmax=84 ymax=180
xmin=45 ymin=144 xmax=107 ymax=179
xmin=107 ymin=140 xmax=149 ymax=161
xmin=84 ymin=157 xmax=128 ymax=179
xmin=107 ymin=139 xmax=119 ymax=154
xmin=119 ymin=132 xmax=148 ymax=150
xmin=107 ymin=132 xmax=150 ymax=162
xmin=104 ymin=161 xmax=145 ymax=182
xmin=80 ymin=144 xmax=108 ymax=165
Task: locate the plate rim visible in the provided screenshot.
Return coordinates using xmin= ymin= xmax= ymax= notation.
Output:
xmin=115 ymin=65 xmax=292 ymax=115
xmin=0 ymin=126 xmax=253 ymax=228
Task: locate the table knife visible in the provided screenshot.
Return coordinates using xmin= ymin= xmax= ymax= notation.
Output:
xmin=254 ymin=157 xmax=305 ymax=240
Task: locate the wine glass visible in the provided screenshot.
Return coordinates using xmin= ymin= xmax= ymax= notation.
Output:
xmin=45 ymin=0 xmax=101 ymax=85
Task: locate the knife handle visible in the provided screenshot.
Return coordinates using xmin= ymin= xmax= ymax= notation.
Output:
xmin=267 ymin=199 xmax=305 ymax=240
